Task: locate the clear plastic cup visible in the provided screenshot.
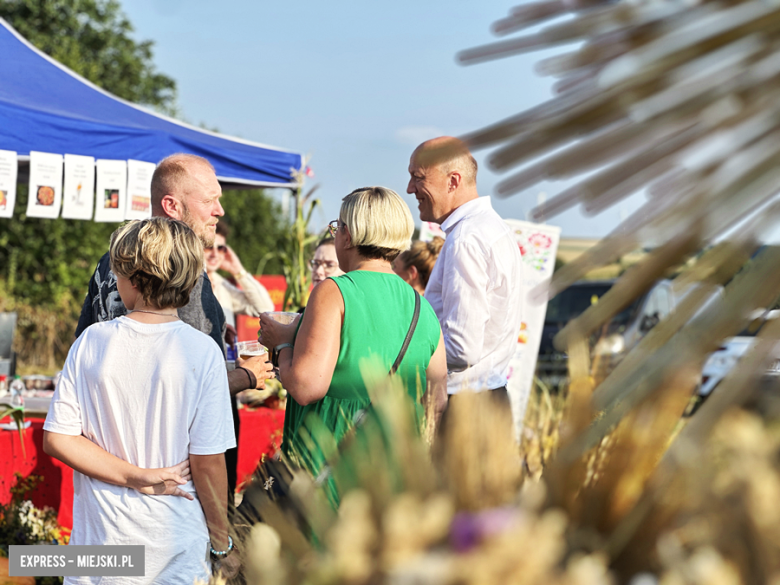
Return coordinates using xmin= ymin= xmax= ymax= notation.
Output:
xmin=264 ymin=311 xmax=299 ymax=325
xmin=236 ymin=340 xmax=268 ymax=361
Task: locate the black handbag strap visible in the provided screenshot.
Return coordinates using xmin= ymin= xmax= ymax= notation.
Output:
xmin=389 ymin=290 xmax=421 ymax=376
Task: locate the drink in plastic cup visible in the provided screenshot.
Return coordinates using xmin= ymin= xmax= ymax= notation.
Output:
xmin=236 ymin=340 xmax=268 ymax=361
xmin=264 ymin=311 xmax=299 ymax=325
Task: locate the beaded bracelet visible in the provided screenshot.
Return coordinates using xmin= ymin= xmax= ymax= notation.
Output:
xmin=210 ymin=535 xmax=234 ymax=560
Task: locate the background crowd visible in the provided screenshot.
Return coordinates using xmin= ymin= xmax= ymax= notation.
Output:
xmin=41 ymin=136 xmax=525 ymax=583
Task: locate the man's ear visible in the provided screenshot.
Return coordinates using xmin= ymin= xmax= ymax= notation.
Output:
xmin=160 ymin=195 xmax=183 ymax=220
xmin=448 ymin=171 xmax=462 ymax=192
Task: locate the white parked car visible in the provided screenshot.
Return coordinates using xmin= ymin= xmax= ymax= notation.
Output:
xmin=699 ymin=310 xmax=780 ymax=399
xmin=537 ymin=280 xmax=722 ymax=388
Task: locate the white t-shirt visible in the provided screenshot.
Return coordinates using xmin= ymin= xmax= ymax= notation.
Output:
xmin=44 ymin=316 xmax=236 ymax=585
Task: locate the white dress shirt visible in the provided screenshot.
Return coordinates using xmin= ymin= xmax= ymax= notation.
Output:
xmin=425 ymin=196 xmax=523 ymax=394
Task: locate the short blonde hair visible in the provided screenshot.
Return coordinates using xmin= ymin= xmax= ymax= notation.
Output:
xmin=340 ymin=186 xmax=414 ymax=261
xmin=109 ymin=218 xmax=203 ymax=309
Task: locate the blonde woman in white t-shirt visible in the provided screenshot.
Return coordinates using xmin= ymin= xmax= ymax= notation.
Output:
xmin=44 ymin=218 xmax=240 ymax=583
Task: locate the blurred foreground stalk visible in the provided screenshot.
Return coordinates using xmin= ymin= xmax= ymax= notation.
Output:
xmin=221 ymin=371 xmax=780 ymax=585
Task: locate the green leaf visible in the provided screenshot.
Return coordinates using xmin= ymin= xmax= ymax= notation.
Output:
xmin=0 ymin=406 xmax=26 ymax=458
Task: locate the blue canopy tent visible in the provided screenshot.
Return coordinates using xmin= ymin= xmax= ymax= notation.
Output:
xmin=0 ymin=17 xmax=303 ymax=190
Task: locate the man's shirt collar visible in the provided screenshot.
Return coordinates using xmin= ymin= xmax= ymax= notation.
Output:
xmin=440 ymin=196 xmax=492 ymax=235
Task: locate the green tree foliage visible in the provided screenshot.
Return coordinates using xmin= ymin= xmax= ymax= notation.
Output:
xmin=0 ymin=0 xmax=176 ymax=113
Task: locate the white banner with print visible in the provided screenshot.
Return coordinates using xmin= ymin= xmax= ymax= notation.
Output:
xmin=419 ymin=220 xmax=445 ymax=242
xmin=504 ymin=219 xmax=561 ymax=441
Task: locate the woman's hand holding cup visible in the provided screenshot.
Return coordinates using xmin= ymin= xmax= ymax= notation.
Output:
xmin=258 ymin=312 xmax=299 ymax=350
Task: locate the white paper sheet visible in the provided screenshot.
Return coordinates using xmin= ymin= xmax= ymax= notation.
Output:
xmin=94 ymin=159 xmax=128 ymax=223
xmin=504 ymin=219 xmax=561 ymax=440
xmin=0 ymin=150 xmax=17 ymax=219
xmin=26 ymin=151 xmax=63 ymax=219
xmin=61 ymin=154 xmax=96 ymax=220
xmin=124 ymin=159 xmax=156 ymax=220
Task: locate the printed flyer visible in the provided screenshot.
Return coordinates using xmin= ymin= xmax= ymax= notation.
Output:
xmin=26 ymin=151 xmax=64 ymax=219
xmin=94 ymin=159 xmax=127 ymax=222
xmin=124 ymin=159 xmax=155 ymax=220
xmin=61 ymin=154 xmax=96 ymax=220
xmin=0 ymin=150 xmax=17 ymax=219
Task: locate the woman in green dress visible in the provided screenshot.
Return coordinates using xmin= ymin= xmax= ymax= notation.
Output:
xmin=259 ymin=186 xmax=447 ymax=494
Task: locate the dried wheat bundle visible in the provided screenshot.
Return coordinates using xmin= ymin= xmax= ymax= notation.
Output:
xmin=451 ymin=1 xmax=780 ymax=580
xmin=454 ymin=0 xmax=780 ymax=450
xmin=458 ymin=0 xmax=780 ymax=293
xmin=226 ymin=378 xmax=780 ymax=584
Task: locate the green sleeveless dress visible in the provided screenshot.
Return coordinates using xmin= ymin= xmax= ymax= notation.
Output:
xmin=280 ymin=271 xmax=441 ymax=491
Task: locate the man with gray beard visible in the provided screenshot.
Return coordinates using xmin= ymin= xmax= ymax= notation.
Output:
xmin=76 ymin=153 xmax=273 ymax=498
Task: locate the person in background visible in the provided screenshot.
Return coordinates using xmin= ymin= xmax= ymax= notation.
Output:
xmin=259 ymin=187 xmax=448 ymax=503
xmin=45 ymin=218 xmax=239 ymax=582
xmin=392 ymin=237 xmax=444 ymax=296
xmin=407 ymin=137 xmax=523 ymax=401
xmin=206 ymin=221 xmax=274 ymax=333
xmin=310 ymin=235 xmax=345 ymax=287
xmin=75 ymin=153 xmax=274 ymax=499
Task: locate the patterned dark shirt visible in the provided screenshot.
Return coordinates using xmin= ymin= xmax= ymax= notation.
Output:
xmin=75 ymin=252 xmax=226 ymax=354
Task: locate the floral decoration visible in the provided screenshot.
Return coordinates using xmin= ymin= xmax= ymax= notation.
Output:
xmin=518 ymin=322 xmax=528 ymax=344
xmin=0 ymin=473 xmax=69 ymax=560
xmin=514 ymin=229 xmax=556 ymax=273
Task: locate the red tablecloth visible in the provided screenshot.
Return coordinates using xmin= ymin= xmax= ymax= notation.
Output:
xmin=0 ymin=419 xmax=75 ymax=528
xmin=0 ymin=408 xmax=285 ymax=529
xmin=235 ymin=407 xmax=286 ymax=489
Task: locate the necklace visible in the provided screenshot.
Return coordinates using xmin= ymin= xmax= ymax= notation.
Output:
xmin=129 ymin=309 xmax=179 ymax=318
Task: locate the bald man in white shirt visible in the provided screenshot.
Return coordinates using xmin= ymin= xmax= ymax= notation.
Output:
xmin=407 ymin=137 xmax=523 ymax=400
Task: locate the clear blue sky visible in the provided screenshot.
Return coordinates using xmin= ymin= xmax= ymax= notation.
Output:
xmin=120 ymin=0 xmax=641 ymax=238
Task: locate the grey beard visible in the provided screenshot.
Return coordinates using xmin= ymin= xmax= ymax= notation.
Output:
xmin=181 ymin=206 xmax=215 ymax=248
